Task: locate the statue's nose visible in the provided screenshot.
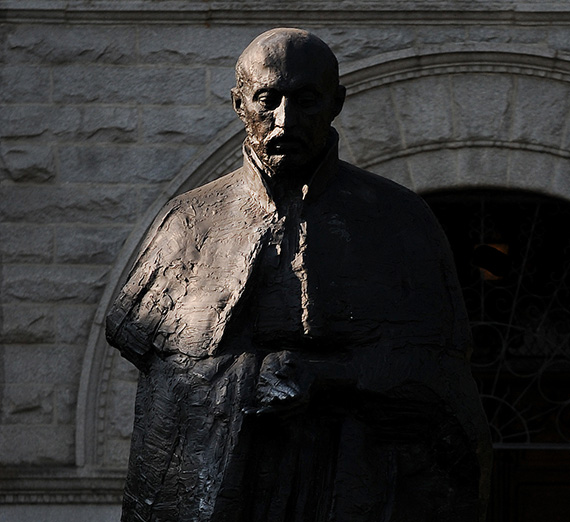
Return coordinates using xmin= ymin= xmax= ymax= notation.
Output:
xmin=274 ymin=97 xmax=297 ymax=128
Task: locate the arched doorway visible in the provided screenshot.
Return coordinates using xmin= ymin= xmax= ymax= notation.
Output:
xmin=425 ymin=189 xmax=570 ymax=522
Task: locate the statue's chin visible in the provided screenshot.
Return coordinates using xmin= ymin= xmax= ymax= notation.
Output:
xmin=248 ymin=139 xmax=318 ymax=180
xmin=263 ymin=153 xmax=317 ymax=180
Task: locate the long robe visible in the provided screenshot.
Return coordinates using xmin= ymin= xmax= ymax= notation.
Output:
xmin=106 ymin=136 xmax=491 ymax=521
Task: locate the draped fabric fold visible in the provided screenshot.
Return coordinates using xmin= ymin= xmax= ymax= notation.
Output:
xmin=107 ymin=132 xmax=491 ymax=521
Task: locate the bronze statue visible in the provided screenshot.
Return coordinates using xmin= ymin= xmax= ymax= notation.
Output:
xmin=107 ymin=28 xmax=491 ymax=522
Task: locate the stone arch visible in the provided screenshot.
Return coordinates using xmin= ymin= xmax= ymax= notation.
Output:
xmin=75 ymin=122 xmax=245 ymax=468
xmin=76 ymin=43 xmax=570 ymax=471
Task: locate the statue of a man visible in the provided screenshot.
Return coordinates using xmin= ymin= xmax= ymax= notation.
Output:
xmin=107 ymin=28 xmax=491 ymax=522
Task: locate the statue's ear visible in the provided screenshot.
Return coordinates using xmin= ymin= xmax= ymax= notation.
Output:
xmin=332 ymin=84 xmax=346 ymax=119
xmin=231 ymin=88 xmax=245 ymax=120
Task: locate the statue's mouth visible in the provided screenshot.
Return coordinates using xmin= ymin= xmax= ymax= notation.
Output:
xmin=268 ymin=136 xmax=305 ymax=154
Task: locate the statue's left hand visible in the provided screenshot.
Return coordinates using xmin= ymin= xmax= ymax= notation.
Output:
xmin=254 ymin=351 xmax=314 ymax=415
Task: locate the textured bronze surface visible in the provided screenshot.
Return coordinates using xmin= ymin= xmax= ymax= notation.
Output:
xmin=107 ymin=28 xmax=492 ymax=522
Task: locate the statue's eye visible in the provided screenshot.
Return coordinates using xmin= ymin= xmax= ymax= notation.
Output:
xmin=256 ymin=91 xmax=281 ymax=110
xmin=296 ymin=91 xmax=318 ymax=108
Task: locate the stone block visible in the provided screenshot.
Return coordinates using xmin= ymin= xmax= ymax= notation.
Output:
xmin=138 ymin=25 xmax=266 ymax=66
xmin=0 ymin=106 xmax=137 ymax=143
xmin=52 ymin=65 xmax=206 ymax=105
xmin=509 ymin=149 xmax=556 ymax=192
xmin=0 ymin=505 xmax=122 ymax=522
xmin=317 ymin=26 xmax=415 ymax=63
xmin=2 ymin=384 xmax=54 ymax=425
xmin=58 ymin=145 xmax=195 ymax=184
xmin=367 ymin=156 xmax=414 ymax=190
xmin=111 ymin=351 xmax=139 ymax=382
xmin=5 ymin=24 xmax=137 ymax=64
xmin=466 ymin=26 xmax=513 ymax=44
xmin=512 ymin=76 xmax=570 ymax=149
xmin=2 ymin=344 xmax=82 ymax=385
xmin=406 ymin=148 xmax=459 ymax=193
xmin=0 ymin=106 xmax=78 ymax=140
xmin=77 ymin=106 xmax=138 ymax=143
xmin=452 ymin=73 xmax=513 ymax=142
xmin=414 ymin=26 xmax=467 ymax=45
xmin=391 ymin=76 xmax=454 ymax=147
xmin=210 ymin=67 xmax=236 ymax=104
xmin=0 ymin=144 xmax=56 ymax=182
xmin=507 ymin=27 xmax=548 ymax=45
xmin=0 ymin=24 xmax=8 ymax=63
xmin=457 ymin=147 xmax=510 ymax=188
xmin=55 ymin=385 xmax=77 ymax=425
xmin=2 ymin=265 xmax=108 ymax=304
xmin=548 ymin=28 xmax=570 ymax=53
xmin=552 ymin=158 xmax=570 ymax=199
xmin=56 ymin=305 xmax=96 ymax=346
xmin=338 ymin=86 xmax=402 ymax=165
xmin=55 ymin=225 xmax=130 ymax=264
xmin=0 ymin=224 xmax=54 ymax=263
xmin=1 ymin=305 xmax=55 ymax=344
xmin=104 ymin=438 xmax=131 ymax=469
xmin=141 ymin=106 xmax=234 ymax=145
xmin=106 ymin=380 xmax=137 ymax=439
xmin=0 ymin=425 xmax=74 ymax=465
xmin=0 ymin=65 xmax=51 ymax=103
xmin=0 ymin=185 xmax=140 ymax=224
xmin=137 ymin=186 xmax=168 ymax=219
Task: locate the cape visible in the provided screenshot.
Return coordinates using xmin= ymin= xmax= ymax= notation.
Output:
xmin=106 ymin=138 xmax=491 ymax=521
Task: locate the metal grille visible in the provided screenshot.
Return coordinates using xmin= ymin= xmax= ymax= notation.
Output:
xmin=426 ymin=191 xmax=570 ymax=446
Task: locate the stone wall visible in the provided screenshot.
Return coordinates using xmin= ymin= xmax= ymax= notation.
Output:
xmin=3 ymin=1 xmax=570 ymax=519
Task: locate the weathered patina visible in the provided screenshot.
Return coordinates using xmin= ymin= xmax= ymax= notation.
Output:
xmin=107 ymin=28 xmax=492 ymax=522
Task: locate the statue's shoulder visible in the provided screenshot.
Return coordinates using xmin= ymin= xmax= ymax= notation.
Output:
xmin=337 ymin=160 xmax=453 ymax=267
xmin=162 ymin=168 xmax=246 ymax=216
xmin=337 ymin=160 xmax=430 ymax=215
xmin=136 ymin=168 xmax=246 ymax=248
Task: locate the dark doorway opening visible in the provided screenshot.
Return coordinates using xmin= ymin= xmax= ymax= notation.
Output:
xmin=425 ymin=190 xmax=570 ymax=521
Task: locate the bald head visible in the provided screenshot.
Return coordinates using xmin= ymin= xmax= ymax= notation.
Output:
xmin=232 ymin=28 xmax=345 ymax=177
xmin=235 ymin=28 xmax=339 ymax=91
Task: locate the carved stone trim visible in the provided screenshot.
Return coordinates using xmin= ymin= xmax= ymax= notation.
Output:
xmin=361 ymin=140 xmax=570 ymax=170
xmin=0 ymin=470 xmax=124 ymax=504
xmin=342 ymin=45 xmax=570 ymax=94
xmin=0 ymin=492 xmax=121 ymax=505
xmin=96 ymin=341 xmax=116 ymax=464
xmin=4 ymin=1 xmax=570 ymax=24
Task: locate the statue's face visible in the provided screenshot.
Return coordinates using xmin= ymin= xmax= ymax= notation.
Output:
xmin=233 ymin=44 xmax=344 ymax=176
